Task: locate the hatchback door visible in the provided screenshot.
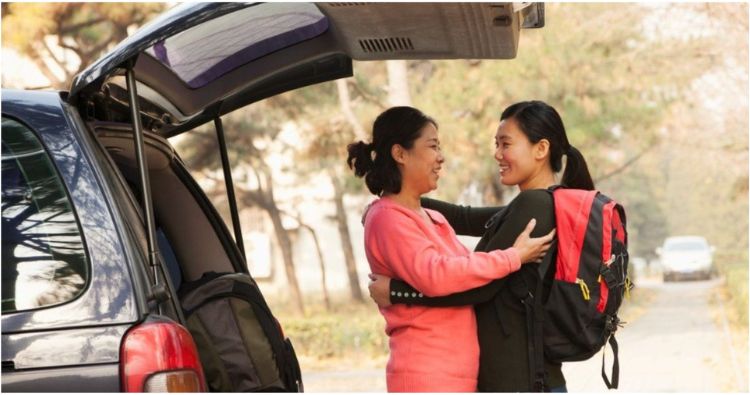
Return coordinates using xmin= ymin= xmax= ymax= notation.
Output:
xmin=68 ymin=2 xmax=544 ymax=137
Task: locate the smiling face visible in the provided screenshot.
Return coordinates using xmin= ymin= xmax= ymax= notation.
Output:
xmin=494 ymin=117 xmax=548 ymax=189
xmin=395 ymin=122 xmax=444 ymax=195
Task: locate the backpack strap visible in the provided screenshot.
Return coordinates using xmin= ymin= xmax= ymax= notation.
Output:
xmin=233 ymin=281 xmax=300 ymax=392
xmin=511 ymin=269 xmax=548 ymax=392
xmin=530 ymin=277 xmax=548 ymax=392
xmin=601 ymin=334 xmax=620 ymax=389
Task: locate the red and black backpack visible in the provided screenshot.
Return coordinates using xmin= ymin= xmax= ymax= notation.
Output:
xmin=519 ymin=186 xmax=631 ymax=391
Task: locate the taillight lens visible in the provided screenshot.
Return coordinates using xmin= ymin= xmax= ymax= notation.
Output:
xmin=143 ymin=370 xmax=202 ymax=392
xmin=120 ymin=320 xmax=206 ymax=392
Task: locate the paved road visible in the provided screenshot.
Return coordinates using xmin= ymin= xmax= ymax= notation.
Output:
xmin=563 ymin=277 xmax=747 ymax=392
xmin=303 ymin=369 xmax=386 ymax=392
xmin=303 ymin=277 xmax=747 ymax=392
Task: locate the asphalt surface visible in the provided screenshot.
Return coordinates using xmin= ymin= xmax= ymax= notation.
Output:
xmin=563 ymin=277 xmax=747 ymax=392
xmin=302 ymin=277 xmax=748 ymax=392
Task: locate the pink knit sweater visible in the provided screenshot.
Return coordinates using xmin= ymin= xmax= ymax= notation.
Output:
xmin=363 ymin=197 xmax=521 ymax=392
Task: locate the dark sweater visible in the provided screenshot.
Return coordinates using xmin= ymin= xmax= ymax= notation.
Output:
xmin=389 ymin=189 xmax=565 ymax=392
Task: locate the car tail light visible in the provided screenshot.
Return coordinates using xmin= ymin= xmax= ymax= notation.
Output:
xmin=120 ymin=320 xmax=206 ymax=392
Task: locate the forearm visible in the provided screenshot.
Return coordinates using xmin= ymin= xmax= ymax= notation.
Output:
xmin=390 ymin=278 xmax=504 ymax=306
xmin=368 ymin=206 xmax=521 ymax=297
xmin=400 ymin=246 xmax=520 ymax=296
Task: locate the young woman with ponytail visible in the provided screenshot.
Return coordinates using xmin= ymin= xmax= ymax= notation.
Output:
xmin=347 ymin=106 xmax=555 ymax=392
xmin=369 ymin=100 xmax=595 ymax=392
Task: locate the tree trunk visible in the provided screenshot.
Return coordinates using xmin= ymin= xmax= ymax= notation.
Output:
xmin=331 ymin=174 xmax=364 ymax=302
xmin=298 ymin=221 xmax=331 ymax=311
xmin=336 ymin=79 xmax=366 ymax=139
xmin=266 ymin=202 xmax=305 ymax=315
xmin=386 ymin=60 xmax=412 ymax=106
xmin=240 ymin=166 xmax=305 ymax=315
xmin=334 ymin=78 xmax=366 ymax=302
xmin=28 ymin=46 xmax=64 ymax=89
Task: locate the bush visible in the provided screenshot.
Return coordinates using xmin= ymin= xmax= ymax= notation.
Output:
xmin=279 ymin=303 xmax=389 ymax=361
xmin=716 ymin=250 xmax=748 ymax=328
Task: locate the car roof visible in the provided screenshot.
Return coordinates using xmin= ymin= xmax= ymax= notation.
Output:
xmin=68 ymin=2 xmax=543 ymax=137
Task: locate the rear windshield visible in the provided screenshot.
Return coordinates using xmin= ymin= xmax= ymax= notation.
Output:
xmin=145 ymin=3 xmax=328 ymax=89
xmin=664 ymin=239 xmax=709 ymax=252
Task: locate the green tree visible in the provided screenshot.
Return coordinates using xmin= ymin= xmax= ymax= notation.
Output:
xmin=411 ymin=3 xmax=715 ymax=204
xmin=2 ymin=3 xmax=165 ymax=89
xmin=274 ymin=76 xmax=377 ymax=304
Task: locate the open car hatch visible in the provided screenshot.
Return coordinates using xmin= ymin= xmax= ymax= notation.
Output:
xmin=69 ymin=2 xmax=544 ymax=138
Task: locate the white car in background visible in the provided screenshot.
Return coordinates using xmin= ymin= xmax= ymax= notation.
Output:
xmin=658 ymin=236 xmax=716 ymax=282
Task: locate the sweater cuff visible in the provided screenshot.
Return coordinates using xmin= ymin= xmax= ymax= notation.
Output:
xmin=389 ymin=280 xmax=423 ymax=305
xmin=504 ymin=247 xmax=522 ymax=271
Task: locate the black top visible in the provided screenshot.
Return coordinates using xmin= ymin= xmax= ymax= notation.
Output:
xmin=389 ymin=189 xmax=565 ymax=392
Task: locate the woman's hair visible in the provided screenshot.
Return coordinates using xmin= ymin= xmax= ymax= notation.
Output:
xmin=347 ymin=106 xmax=437 ymax=196
xmin=501 ymin=100 xmax=595 ymax=190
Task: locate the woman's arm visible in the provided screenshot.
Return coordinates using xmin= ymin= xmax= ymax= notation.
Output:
xmin=375 ymin=190 xmax=555 ymax=306
xmin=366 ymin=208 xmax=522 ymax=296
xmin=368 ymin=275 xmax=504 ymax=307
xmin=421 ymin=197 xmax=503 ymax=237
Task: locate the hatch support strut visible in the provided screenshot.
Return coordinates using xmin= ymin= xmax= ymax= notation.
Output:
xmin=214 ymin=117 xmax=247 ymax=262
xmin=125 ymin=59 xmax=183 ymax=324
xmin=126 ymin=61 xmax=159 ymax=282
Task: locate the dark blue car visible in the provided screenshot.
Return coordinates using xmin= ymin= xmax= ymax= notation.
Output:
xmin=1 ymin=2 xmax=543 ymax=392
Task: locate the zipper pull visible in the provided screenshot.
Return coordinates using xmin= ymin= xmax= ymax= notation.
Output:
xmin=576 ymin=278 xmax=591 ymax=301
xmin=625 ymin=277 xmax=632 ymax=300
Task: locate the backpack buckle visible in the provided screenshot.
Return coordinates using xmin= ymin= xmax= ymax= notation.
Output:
xmin=599 ymin=265 xmax=619 ymax=289
xmin=605 ymin=315 xmax=621 ymax=333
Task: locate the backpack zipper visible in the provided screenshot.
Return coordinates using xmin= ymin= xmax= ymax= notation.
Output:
xmin=576 ymin=278 xmax=591 ymax=301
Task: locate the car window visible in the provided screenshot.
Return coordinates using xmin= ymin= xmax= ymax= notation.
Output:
xmin=1 ymin=117 xmax=89 ymax=314
xmin=144 ymin=3 xmax=328 ymax=88
xmin=664 ymin=239 xmax=709 ymax=252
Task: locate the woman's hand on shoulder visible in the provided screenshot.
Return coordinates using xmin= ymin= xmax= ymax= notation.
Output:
xmin=512 ymin=218 xmax=556 ymax=264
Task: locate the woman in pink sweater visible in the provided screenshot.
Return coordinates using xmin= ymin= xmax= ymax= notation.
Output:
xmin=346 ymin=106 xmax=555 ymax=392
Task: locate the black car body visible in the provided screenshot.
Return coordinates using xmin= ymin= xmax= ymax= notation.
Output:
xmin=2 ymin=3 xmax=543 ymax=392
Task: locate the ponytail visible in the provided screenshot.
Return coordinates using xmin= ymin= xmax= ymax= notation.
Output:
xmin=562 ymin=145 xmax=595 ymax=191
xmin=346 ymin=141 xmax=374 ymax=178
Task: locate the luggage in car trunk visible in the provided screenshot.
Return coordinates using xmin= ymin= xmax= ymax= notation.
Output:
xmin=179 ymin=272 xmax=303 ymax=392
